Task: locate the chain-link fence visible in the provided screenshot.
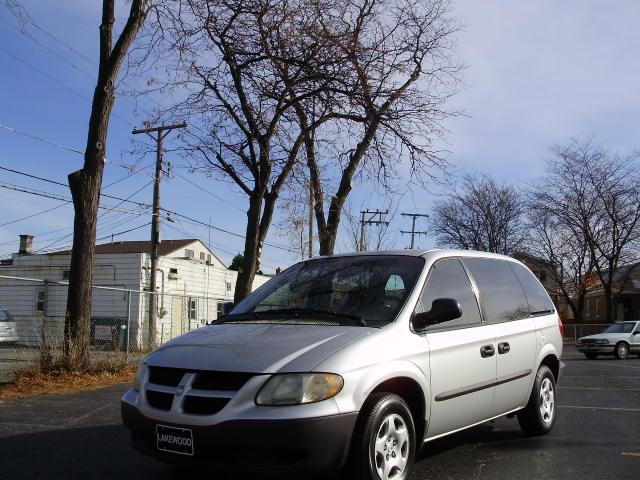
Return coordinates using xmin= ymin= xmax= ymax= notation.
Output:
xmin=562 ymin=323 xmax=612 ymax=344
xmin=0 ymin=275 xmax=227 ymax=382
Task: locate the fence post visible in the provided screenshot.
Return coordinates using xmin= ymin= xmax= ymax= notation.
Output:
xmin=126 ymin=290 xmax=131 ymax=363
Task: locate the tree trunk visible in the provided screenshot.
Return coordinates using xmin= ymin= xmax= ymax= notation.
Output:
xmin=64 ymin=0 xmax=148 ymax=369
xmin=65 ymin=170 xmax=102 ymax=368
xmin=234 ymin=191 xmax=263 ymax=303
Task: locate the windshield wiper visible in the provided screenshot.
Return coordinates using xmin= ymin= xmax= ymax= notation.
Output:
xmin=256 ymin=308 xmax=367 ymax=326
xmin=216 ymin=308 xmax=367 ymax=326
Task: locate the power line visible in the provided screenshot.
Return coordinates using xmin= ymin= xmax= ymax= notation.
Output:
xmin=0 ymin=201 xmax=70 ymax=228
xmin=0 ymin=45 xmax=133 ymax=127
xmin=0 ymin=123 xmax=155 ymax=177
xmin=173 ymin=170 xmax=245 ymax=213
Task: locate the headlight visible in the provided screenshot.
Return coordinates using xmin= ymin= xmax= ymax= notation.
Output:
xmin=576 ymin=339 xmax=582 ymax=344
xmin=256 ymin=373 xmax=343 ymax=406
xmin=596 ymin=339 xmax=609 ymax=345
xmin=134 ymin=362 xmax=148 ymax=392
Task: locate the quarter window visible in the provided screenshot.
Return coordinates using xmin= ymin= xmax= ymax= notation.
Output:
xmin=419 ymin=258 xmax=481 ymax=329
xmin=464 ymin=258 xmax=529 ymax=324
xmin=510 ymin=262 xmax=555 ymax=316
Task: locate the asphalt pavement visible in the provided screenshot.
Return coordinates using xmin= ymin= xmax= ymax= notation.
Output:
xmin=0 ymin=346 xmax=638 ymax=479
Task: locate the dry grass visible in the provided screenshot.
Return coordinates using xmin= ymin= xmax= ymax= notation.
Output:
xmin=0 ymin=363 xmax=136 ymax=402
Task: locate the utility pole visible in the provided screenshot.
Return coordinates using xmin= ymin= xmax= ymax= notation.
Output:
xmin=359 ymin=210 xmax=389 ymax=252
xmin=132 ymin=122 xmax=186 ymax=350
xmin=401 ymin=213 xmax=429 ymax=249
xmin=308 ymin=180 xmax=314 ymax=259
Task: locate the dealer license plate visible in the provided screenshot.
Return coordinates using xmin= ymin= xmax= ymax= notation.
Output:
xmin=156 ymin=425 xmax=194 ymax=456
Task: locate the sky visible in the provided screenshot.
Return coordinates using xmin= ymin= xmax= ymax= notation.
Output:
xmin=0 ymin=0 xmax=639 ymax=272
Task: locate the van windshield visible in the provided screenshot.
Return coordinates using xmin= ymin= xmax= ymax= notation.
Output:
xmin=229 ymin=256 xmax=425 ymax=327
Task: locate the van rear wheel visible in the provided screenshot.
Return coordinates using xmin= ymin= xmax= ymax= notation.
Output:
xmin=344 ymin=393 xmax=416 ymax=480
xmin=517 ymin=365 xmax=556 ymax=436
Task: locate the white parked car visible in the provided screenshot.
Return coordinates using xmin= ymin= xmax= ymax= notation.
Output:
xmin=0 ymin=309 xmax=18 ymax=344
xmin=577 ymin=321 xmax=640 ymax=359
xmin=122 ymin=250 xmax=563 ymax=479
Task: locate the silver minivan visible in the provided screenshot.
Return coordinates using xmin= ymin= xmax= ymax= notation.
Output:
xmin=122 ymin=250 xmax=563 ymax=479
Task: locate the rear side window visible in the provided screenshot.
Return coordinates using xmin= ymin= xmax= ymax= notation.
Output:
xmin=511 ymin=262 xmax=555 ymax=315
xmin=419 ymin=258 xmax=482 ymax=329
xmin=464 ymin=258 xmax=529 ymax=324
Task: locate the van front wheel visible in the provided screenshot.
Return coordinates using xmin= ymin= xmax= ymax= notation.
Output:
xmin=345 ymin=393 xmax=416 ymax=480
xmin=517 ymin=365 xmax=556 ymax=436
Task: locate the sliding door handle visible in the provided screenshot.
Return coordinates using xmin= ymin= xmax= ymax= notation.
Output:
xmin=480 ymin=345 xmax=495 ymax=358
xmin=498 ymin=342 xmax=511 ymax=354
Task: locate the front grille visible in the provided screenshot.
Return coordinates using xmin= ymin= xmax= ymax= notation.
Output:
xmin=148 ymin=366 xmax=184 ymax=387
xmin=144 ymin=368 xmax=254 ymax=415
xmin=192 ymin=371 xmax=254 ymax=391
xmin=146 ymin=390 xmax=173 ymax=411
xmin=183 ymin=395 xmax=230 ymax=415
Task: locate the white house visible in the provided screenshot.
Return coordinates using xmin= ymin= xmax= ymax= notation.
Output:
xmin=0 ymin=235 xmax=271 ymax=348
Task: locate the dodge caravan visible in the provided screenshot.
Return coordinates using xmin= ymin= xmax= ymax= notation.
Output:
xmin=121 ymin=250 xmax=563 ymax=479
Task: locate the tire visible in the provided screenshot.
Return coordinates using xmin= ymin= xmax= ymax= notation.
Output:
xmin=614 ymin=342 xmax=630 ymax=360
xmin=517 ymin=365 xmax=556 ymax=436
xmin=584 ymin=353 xmax=598 ymax=360
xmin=344 ymin=393 xmax=416 ymax=480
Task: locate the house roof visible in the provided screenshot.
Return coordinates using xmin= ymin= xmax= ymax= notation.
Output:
xmin=47 ymin=239 xmax=199 ymax=256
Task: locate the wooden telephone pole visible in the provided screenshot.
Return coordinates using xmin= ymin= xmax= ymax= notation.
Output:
xmin=132 ymin=122 xmax=186 ymax=350
xmin=359 ymin=210 xmax=389 ymax=251
xmin=400 ymin=212 xmax=429 ymax=249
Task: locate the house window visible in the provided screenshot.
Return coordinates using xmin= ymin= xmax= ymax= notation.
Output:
xmin=200 ymin=252 xmax=206 ymax=261
xmin=226 ymin=282 xmax=232 ymax=291
xmin=185 ymin=249 xmax=195 ymax=259
xmin=35 ymin=289 xmax=45 ymax=313
xmin=62 ymin=270 xmax=70 ymax=280
xmin=169 ymin=268 xmax=178 ymax=275
xmin=207 ymin=254 xmax=212 ymax=264
xmin=586 ymin=298 xmax=591 ymax=317
xmin=188 ymin=297 xmax=197 ymax=321
xmin=217 ymin=302 xmax=224 ymax=316
xmin=594 ymin=298 xmax=600 ymax=318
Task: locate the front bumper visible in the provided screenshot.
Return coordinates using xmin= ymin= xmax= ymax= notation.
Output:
xmin=576 ymin=344 xmax=614 ymax=354
xmin=121 ymin=400 xmax=358 ymax=473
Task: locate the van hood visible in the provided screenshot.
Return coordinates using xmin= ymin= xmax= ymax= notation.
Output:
xmin=145 ymin=322 xmax=374 ymax=373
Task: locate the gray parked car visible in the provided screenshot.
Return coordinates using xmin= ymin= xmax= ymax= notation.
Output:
xmin=0 ymin=309 xmax=18 ymax=344
xmin=577 ymin=321 xmax=640 ymax=360
xmin=121 ymin=250 xmax=563 ymax=479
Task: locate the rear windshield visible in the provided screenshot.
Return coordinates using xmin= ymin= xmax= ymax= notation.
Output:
xmin=232 ymin=256 xmax=425 ymax=327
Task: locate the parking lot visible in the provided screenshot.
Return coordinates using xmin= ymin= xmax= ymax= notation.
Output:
xmin=0 ymin=346 xmax=638 ymax=479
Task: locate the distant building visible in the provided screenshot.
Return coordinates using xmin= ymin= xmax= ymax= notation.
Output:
xmin=580 ymin=262 xmax=640 ymax=323
xmin=0 ymin=235 xmax=270 ymax=347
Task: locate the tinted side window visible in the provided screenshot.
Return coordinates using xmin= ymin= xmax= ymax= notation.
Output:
xmin=511 ymin=262 xmax=555 ymax=315
xmin=419 ymin=258 xmax=481 ymax=329
xmin=464 ymin=258 xmax=529 ymax=324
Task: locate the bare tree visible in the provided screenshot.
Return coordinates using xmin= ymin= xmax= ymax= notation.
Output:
xmin=531 ymin=140 xmax=640 ymax=323
xmin=289 ymin=0 xmax=461 ymax=255
xmin=527 ymin=199 xmax=595 ymax=322
xmin=431 ymin=174 xmax=527 ymax=255
xmin=7 ymin=0 xmax=153 ymax=368
xmin=137 ymin=0 xmax=344 ymax=301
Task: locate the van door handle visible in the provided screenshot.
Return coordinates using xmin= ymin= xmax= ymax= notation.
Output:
xmin=480 ymin=345 xmax=495 ymax=358
xmin=498 ymin=342 xmax=511 ymax=354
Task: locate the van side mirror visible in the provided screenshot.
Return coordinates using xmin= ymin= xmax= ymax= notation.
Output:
xmin=412 ymin=298 xmax=462 ymax=331
xmin=220 ymin=302 xmax=235 ymax=316
xmin=633 ymin=330 xmax=640 ymax=335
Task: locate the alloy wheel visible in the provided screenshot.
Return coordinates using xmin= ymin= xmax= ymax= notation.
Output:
xmin=374 ymin=413 xmax=410 ymax=480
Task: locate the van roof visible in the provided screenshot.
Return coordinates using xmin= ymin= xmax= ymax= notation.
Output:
xmin=308 ymin=249 xmax=522 ymax=263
